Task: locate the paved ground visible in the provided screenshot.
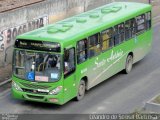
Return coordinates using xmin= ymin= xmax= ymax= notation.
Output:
xmin=0 ymin=64 xmax=11 ymax=83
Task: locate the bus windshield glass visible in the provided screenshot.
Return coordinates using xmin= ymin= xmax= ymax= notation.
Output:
xmin=13 ymin=50 xmax=61 ymax=82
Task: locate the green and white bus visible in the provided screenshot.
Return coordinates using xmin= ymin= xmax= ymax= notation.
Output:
xmin=12 ymin=2 xmax=152 ymax=105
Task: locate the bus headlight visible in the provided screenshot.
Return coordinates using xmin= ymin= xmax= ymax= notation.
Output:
xmin=49 ymin=86 xmax=62 ymax=95
xmin=12 ymin=81 xmax=23 ymax=91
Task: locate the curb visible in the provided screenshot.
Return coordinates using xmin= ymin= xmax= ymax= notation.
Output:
xmin=153 ymin=15 xmax=160 ymax=25
xmin=0 ymin=88 xmax=10 ymax=98
xmin=144 ymin=94 xmax=160 ymax=113
xmin=0 ymin=78 xmax=11 ymax=87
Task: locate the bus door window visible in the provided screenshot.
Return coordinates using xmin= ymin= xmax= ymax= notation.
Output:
xmin=64 ymin=48 xmax=75 ymax=77
xmin=77 ymin=39 xmax=87 ymax=64
xmin=136 ymin=14 xmax=145 ymax=33
xmin=101 ymin=28 xmax=114 ymax=51
xmin=145 ymin=12 xmax=151 ymax=30
xmin=88 ymin=33 xmax=101 ymax=58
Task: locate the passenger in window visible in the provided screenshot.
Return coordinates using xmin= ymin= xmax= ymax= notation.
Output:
xmin=47 ymin=55 xmax=58 ymax=68
xmin=78 ymin=41 xmax=85 ymax=51
xmin=79 ymin=51 xmax=86 ymax=63
xmin=64 ymin=61 xmax=69 ymax=75
xmin=64 ymin=50 xmax=70 ymax=75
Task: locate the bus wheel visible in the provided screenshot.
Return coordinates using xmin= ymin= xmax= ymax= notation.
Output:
xmin=124 ymin=55 xmax=133 ymax=74
xmin=76 ymin=80 xmax=86 ymax=101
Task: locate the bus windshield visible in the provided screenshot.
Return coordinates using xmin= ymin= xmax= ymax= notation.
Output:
xmin=13 ymin=50 xmax=61 ymax=82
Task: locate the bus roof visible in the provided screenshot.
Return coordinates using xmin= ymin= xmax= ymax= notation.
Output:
xmin=17 ymin=2 xmax=151 ymax=44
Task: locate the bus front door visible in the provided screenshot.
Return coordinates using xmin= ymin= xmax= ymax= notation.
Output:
xmin=63 ymin=47 xmax=77 ymax=103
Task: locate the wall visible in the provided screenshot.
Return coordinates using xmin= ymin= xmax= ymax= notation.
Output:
xmin=0 ymin=0 xmax=150 ymax=67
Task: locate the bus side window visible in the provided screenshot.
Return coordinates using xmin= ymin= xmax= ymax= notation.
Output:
xmin=88 ymin=33 xmax=101 ymax=58
xmin=77 ymin=39 xmax=87 ymax=64
xmin=118 ymin=23 xmax=125 ymax=43
xmin=136 ymin=14 xmax=145 ymax=33
xmin=130 ymin=18 xmax=136 ymax=37
xmin=113 ymin=25 xmax=119 ymax=46
xmin=101 ymin=28 xmax=114 ymax=51
xmin=114 ymin=23 xmax=125 ymax=46
xmin=145 ymin=11 xmax=151 ymax=30
xmin=125 ymin=20 xmax=131 ymax=40
xmin=125 ymin=18 xmax=136 ymax=40
xmin=64 ymin=48 xmax=75 ymax=77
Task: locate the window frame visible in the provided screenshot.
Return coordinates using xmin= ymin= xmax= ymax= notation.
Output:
xmin=136 ymin=14 xmax=146 ymax=34
xmin=63 ymin=47 xmax=76 ymax=78
xmin=101 ymin=27 xmax=114 ymax=52
xmin=77 ymin=39 xmax=88 ymax=64
xmin=125 ymin=18 xmax=136 ymax=40
xmin=145 ymin=11 xmax=152 ymax=30
xmin=114 ymin=22 xmax=125 ymax=46
xmin=88 ymin=33 xmax=101 ymax=58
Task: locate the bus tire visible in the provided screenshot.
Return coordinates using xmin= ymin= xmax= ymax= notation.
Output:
xmin=124 ymin=54 xmax=133 ymax=74
xmin=76 ymin=80 xmax=86 ymax=101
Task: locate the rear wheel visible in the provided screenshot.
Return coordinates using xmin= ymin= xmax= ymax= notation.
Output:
xmin=76 ymin=80 xmax=86 ymax=101
xmin=124 ymin=55 xmax=133 ymax=74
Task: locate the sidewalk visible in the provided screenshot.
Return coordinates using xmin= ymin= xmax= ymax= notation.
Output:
xmin=0 ymin=64 xmax=12 ymax=83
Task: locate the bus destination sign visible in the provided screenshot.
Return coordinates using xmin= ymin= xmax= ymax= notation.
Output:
xmin=15 ymin=39 xmax=61 ymax=52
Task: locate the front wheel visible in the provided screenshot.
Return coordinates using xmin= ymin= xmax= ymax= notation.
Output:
xmin=76 ymin=80 xmax=86 ymax=101
xmin=124 ymin=55 xmax=133 ymax=74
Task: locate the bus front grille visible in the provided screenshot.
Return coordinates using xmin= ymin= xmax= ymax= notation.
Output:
xmin=22 ymin=88 xmax=48 ymax=95
xmin=20 ymin=82 xmax=51 ymax=89
xmin=26 ymin=94 xmax=44 ymax=100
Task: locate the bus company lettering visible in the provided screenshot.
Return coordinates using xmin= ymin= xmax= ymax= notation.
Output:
xmin=94 ymin=57 xmax=106 ymax=70
xmin=94 ymin=49 xmax=124 ymax=70
xmin=107 ymin=49 xmax=124 ymax=62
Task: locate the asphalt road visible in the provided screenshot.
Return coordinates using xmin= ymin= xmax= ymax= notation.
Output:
xmin=0 ymin=23 xmax=160 ymax=114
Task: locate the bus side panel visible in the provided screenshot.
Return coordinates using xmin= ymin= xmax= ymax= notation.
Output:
xmin=133 ymin=30 xmax=152 ymax=63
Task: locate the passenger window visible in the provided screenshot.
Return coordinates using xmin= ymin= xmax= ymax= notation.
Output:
xmin=88 ymin=33 xmax=101 ymax=58
xmin=77 ymin=39 xmax=87 ymax=64
xmin=114 ymin=23 xmax=125 ymax=45
xmin=145 ymin=12 xmax=151 ymax=29
xmin=125 ymin=18 xmax=136 ymax=40
xmin=101 ymin=28 xmax=114 ymax=51
xmin=130 ymin=18 xmax=136 ymax=37
xmin=136 ymin=14 xmax=145 ymax=33
xmin=64 ymin=48 xmax=75 ymax=77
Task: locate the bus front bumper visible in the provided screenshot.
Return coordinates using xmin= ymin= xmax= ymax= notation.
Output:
xmin=12 ymin=87 xmax=64 ymax=105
